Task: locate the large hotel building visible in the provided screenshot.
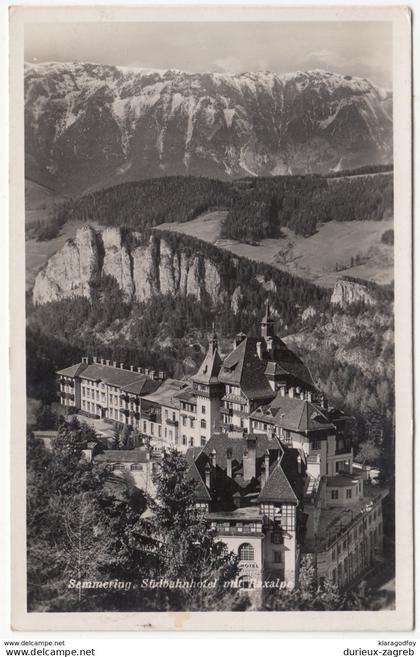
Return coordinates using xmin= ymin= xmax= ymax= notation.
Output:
xmin=57 ymin=303 xmax=387 ymax=590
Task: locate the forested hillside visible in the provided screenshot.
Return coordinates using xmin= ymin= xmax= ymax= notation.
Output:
xmin=31 ymin=168 xmax=393 ymax=244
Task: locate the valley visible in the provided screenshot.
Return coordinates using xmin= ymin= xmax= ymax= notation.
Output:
xmin=157 ymin=211 xmax=394 ymax=288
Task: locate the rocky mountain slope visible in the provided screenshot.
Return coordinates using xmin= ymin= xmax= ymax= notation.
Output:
xmin=25 ymin=62 xmax=392 ymax=194
xmin=331 ymin=279 xmax=377 ymax=306
xmin=33 ymin=226 xmax=225 ymax=306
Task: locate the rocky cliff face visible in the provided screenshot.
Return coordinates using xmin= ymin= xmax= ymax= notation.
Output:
xmin=33 ymin=226 xmax=226 ymax=306
xmin=330 ymin=279 xmax=377 ymax=307
xmin=25 ymin=62 xmax=392 ymax=193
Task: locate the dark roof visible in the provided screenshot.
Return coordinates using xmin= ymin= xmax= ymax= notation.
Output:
xmin=251 ymin=395 xmax=334 ymax=433
xmin=257 ymin=462 xmax=298 ymax=503
xmin=265 ymin=336 xmax=315 ymax=389
xmin=174 ymin=386 xmax=197 ymax=403
xmin=121 ymin=376 xmax=160 ymax=395
xmin=57 ymin=363 xmax=88 ymax=377
xmin=141 ymin=379 xmax=186 ymax=408
xmin=78 ymin=363 xmax=150 ymax=388
xmin=192 ymin=340 xmax=222 ymax=386
xmin=94 ymin=448 xmax=150 ymax=464
xmin=186 ymin=461 xmax=212 ymax=501
xmin=186 ymin=431 xmax=300 ymax=509
xmin=219 ymin=337 xmax=275 ymax=401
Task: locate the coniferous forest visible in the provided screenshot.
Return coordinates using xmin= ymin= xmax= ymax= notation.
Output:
xmin=30 ymin=167 xmax=393 ymax=244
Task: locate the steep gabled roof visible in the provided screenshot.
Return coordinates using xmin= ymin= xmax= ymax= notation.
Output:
xmin=192 ymin=342 xmax=222 ymax=386
xmin=219 ymin=338 xmax=275 ymax=401
xmin=258 ymin=461 xmax=298 ymax=503
xmin=266 ymin=336 xmax=315 ymax=389
xmin=186 ymin=431 xmax=301 ymax=509
xmin=185 ymin=461 xmax=211 ymax=501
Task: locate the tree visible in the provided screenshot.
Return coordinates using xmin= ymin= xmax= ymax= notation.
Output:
xmin=356 ymin=439 xmax=381 ymax=466
xmin=147 ymin=449 xmax=240 ymax=610
xmin=118 ymin=425 xmax=132 ymax=450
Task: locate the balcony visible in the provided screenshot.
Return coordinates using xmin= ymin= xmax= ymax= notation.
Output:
xmin=220 ymin=407 xmax=233 ymax=416
xmin=222 ymin=393 xmax=247 ymax=405
xmin=166 ymin=418 xmax=178 ymax=426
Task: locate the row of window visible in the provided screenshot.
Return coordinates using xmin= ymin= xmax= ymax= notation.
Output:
xmin=331 ymin=520 xmax=382 ymax=560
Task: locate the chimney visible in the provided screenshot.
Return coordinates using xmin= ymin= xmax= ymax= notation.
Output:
xmin=267 ymin=336 xmax=273 ymax=355
xmin=280 ymin=386 xmax=286 ymax=397
xmin=307 ymin=391 xmax=312 ymax=402
xmin=100 ymin=358 xmax=105 ymax=365
xmin=137 ymin=366 xmax=143 ymax=373
xmin=205 ymin=463 xmax=211 ymax=489
xmin=149 ymin=370 xmax=155 ymax=379
xmin=226 ymin=447 xmax=232 ymax=478
xmin=300 ymin=392 xmax=305 ymax=400
xmin=120 ymin=362 xmax=124 ymax=369
xmin=288 ymin=387 xmax=295 ymax=399
xmin=93 ymin=356 xmax=97 ymax=363
xmin=145 ymin=368 xmax=150 ymax=376
xmin=265 ymin=449 xmax=270 ymax=482
xmin=243 ymin=436 xmax=256 ymax=480
xmin=82 ymin=356 xmax=88 ymax=364
xmin=261 ymin=462 xmax=266 ymax=488
xmin=113 ymin=361 xmax=117 ymax=368
xmin=106 ymin=359 xmax=110 ymax=366
xmin=256 ymin=341 xmax=263 ymax=359
xmin=210 ymin=448 xmax=217 ymax=468
xmin=159 ymin=370 xmax=165 ymax=380
xmin=297 ymin=454 xmax=302 ymax=474
xmin=130 ymin=365 xmax=134 ymax=372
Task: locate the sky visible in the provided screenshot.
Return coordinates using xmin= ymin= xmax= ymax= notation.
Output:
xmin=24 ymin=21 xmax=392 ymax=88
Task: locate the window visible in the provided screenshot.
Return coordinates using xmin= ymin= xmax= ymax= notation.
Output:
xmin=190 ymin=418 xmax=194 ymax=429
xmin=182 ymin=435 xmax=187 ymax=446
xmin=201 ymin=436 xmax=206 ymax=446
xmin=346 ymin=489 xmax=352 ymax=499
xmin=200 ymin=419 xmax=207 ymax=429
xmin=332 ymin=549 xmax=336 ymax=561
xmin=271 ymin=532 xmax=283 ymax=545
xmin=331 ymin=489 xmax=338 ymax=500
xmin=273 ymin=551 xmax=282 ymax=564
xmin=201 ymin=405 xmax=206 ymax=414
xmin=130 ymin=464 xmax=143 ymax=471
xmin=238 ymin=543 xmax=254 ymax=561
xmin=143 ymin=421 xmax=146 ymax=433
xmin=158 ymin=426 xmax=161 ymax=438
xmin=189 ymin=437 xmax=194 ymax=446
xmin=150 ymin=424 xmax=154 ymax=436
xmin=182 ymin=416 xmax=187 ymax=426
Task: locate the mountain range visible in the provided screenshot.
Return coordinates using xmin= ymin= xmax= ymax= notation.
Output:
xmin=25 ymin=62 xmax=393 ymax=194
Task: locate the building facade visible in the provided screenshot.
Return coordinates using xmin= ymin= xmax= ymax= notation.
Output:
xmin=56 ymin=303 xmax=387 ymax=590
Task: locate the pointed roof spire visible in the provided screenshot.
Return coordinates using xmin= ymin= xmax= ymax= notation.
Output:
xmin=261 ymin=299 xmax=274 ymax=337
xmin=263 ymin=299 xmax=272 ymax=323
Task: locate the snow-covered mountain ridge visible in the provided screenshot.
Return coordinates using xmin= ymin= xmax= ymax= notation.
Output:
xmin=25 ymin=62 xmax=393 ymax=193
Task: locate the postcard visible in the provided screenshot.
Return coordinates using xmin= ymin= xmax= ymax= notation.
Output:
xmin=9 ymin=4 xmax=413 ymax=631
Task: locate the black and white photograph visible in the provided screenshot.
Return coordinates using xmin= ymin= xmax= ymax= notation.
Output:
xmin=7 ymin=5 xmax=413 ymax=632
